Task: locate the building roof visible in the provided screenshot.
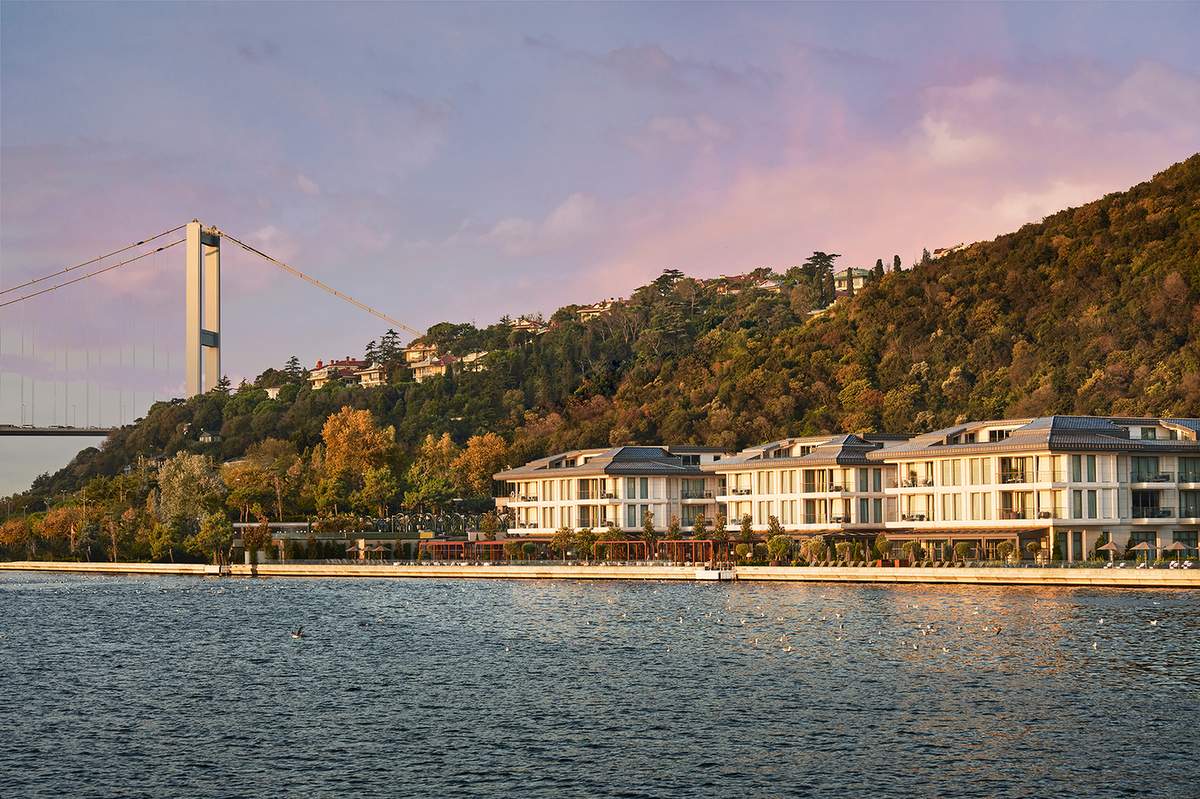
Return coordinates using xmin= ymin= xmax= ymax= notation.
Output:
xmin=866 ymin=415 xmax=1200 ymax=459
xmin=701 ymin=433 xmax=905 ymax=470
xmin=494 ymin=445 xmax=721 ymax=481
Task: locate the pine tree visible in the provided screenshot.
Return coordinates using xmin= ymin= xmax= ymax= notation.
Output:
xmin=873 ymin=258 xmax=885 ymax=279
xmin=284 ymin=356 xmax=304 ymax=381
xmin=892 ymin=254 xmax=901 ymax=273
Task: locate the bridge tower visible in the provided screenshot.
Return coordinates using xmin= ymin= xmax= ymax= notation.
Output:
xmin=185 ymin=220 xmax=221 ymax=397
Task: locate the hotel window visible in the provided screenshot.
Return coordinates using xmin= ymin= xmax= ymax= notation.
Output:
xmin=1071 ymin=455 xmax=1082 ymax=482
xmin=940 ymin=494 xmax=961 ymax=521
xmin=873 ymin=469 xmax=883 ymax=492
xmin=1131 ymin=456 xmax=1160 ymax=482
xmin=1181 ymin=491 xmax=1200 ymax=518
xmin=625 ymin=505 xmax=636 ymax=528
xmin=970 ymin=492 xmax=991 ymax=520
xmin=639 ymin=477 xmax=649 ymax=499
xmin=940 ymin=460 xmax=961 ymax=486
xmin=1087 ymin=455 xmax=1097 ymax=482
xmin=781 ymin=470 xmax=793 ymax=493
xmin=1141 ymin=427 xmax=1158 ymax=440
xmin=681 ymin=504 xmax=701 ymax=527
xmin=1072 ymin=490 xmax=1083 ymax=519
xmin=758 ymin=501 xmax=771 ymax=521
xmin=873 ymin=498 xmax=883 ymax=522
xmin=1087 ymin=490 xmax=1098 ymax=519
xmin=625 ymin=477 xmax=636 ymax=498
xmin=781 ymin=501 xmax=791 ymax=525
xmin=859 ymin=498 xmax=870 ymax=523
xmin=1180 ymin=458 xmax=1200 ymax=483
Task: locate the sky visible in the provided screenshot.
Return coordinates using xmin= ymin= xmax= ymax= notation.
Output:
xmin=1 ymin=1 xmax=1199 ymax=493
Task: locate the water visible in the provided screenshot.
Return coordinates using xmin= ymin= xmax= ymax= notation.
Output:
xmin=1 ymin=574 xmax=1197 ymax=798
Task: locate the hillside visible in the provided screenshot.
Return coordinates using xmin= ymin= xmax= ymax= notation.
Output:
xmin=6 ymin=154 xmax=1200 ymax=515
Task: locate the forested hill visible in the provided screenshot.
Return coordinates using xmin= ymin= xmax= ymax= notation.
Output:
xmin=15 ymin=154 xmax=1200 ymax=504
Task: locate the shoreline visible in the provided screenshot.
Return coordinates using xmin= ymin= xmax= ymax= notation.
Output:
xmin=2 ymin=560 xmax=1198 ymax=588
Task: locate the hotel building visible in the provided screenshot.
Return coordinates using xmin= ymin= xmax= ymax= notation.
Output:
xmin=493 ymin=416 xmax=1200 ymax=560
xmin=493 ymin=445 xmax=727 ymax=535
xmin=867 ymin=416 xmax=1200 ymax=561
xmin=702 ymin=434 xmax=906 ymax=536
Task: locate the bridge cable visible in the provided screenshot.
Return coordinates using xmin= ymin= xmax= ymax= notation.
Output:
xmin=0 ymin=239 xmax=185 ymax=310
xmin=220 ymin=230 xmax=422 ymax=337
xmin=0 ymin=223 xmax=186 ymax=296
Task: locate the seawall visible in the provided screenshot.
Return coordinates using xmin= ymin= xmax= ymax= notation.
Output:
xmin=2 ymin=560 xmax=1198 ymax=588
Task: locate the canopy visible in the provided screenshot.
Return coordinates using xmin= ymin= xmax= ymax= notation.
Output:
xmin=1161 ymin=541 xmax=1187 ymax=551
xmin=1129 ymin=541 xmax=1153 ymax=551
xmin=1096 ymin=542 xmax=1121 ymax=552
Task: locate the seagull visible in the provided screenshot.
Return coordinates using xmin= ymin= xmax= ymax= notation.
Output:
xmin=1093 ymin=641 xmax=1098 ymax=650
xmin=942 ymin=646 xmax=949 ymax=654
xmin=1149 ymin=620 xmax=1159 ymax=626
xmin=290 ymin=627 xmax=305 ymax=639
xmin=1099 ymin=619 xmax=1104 ymax=624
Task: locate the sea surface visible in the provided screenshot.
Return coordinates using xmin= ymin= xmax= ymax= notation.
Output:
xmin=0 ymin=573 xmax=1197 ymax=798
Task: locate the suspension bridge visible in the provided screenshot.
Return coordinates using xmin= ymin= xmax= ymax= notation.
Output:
xmin=0 ymin=220 xmax=420 ymax=436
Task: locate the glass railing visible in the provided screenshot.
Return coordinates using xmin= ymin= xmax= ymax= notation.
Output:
xmin=998 ymin=508 xmax=1035 ymax=520
xmin=681 ymin=489 xmax=712 ymax=499
xmin=1131 ymin=471 xmax=1175 ymax=483
xmin=1180 ymin=472 xmax=1200 ymax=483
xmin=1132 ymin=506 xmax=1174 ymax=518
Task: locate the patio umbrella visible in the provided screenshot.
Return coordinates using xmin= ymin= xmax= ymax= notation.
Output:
xmin=1097 ymin=540 xmax=1121 ymax=563
xmin=1161 ymin=540 xmax=1187 ymax=561
xmin=1129 ymin=541 xmax=1153 ymax=562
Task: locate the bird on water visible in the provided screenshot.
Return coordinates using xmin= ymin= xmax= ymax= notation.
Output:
xmin=291 ymin=626 xmax=305 ymax=639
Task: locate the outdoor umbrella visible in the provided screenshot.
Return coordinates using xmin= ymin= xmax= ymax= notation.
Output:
xmin=1097 ymin=540 xmax=1121 ymax=563
xmin=1129 ymin=541 xmax=1153 ymax=563
xmin=1161 ymin=540 xmax=1187 ymax=561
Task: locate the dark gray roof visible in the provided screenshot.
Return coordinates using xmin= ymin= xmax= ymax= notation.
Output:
xmin=703 ymin=434 xmax=887 ymax=470
xmin=494 ymin=445 xmax=714 ymax=480
xmin=867 ymin=415 xmax=1200 ymax=459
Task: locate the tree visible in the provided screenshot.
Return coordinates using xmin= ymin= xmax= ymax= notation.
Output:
xmin=551 ymin=525 xmax=574 ymax=560
xmin=222 ymin=459 xmax=272 ymax=523
xmin=157 ymin=453 xmax=224 ymax=533
xmin=215 ymin=374 xmax=232 ymax=394
xmin=766 ymin=534 xmax=792 ymax=564
xmin=451 ymin=432 xmax=509 ymax=497
xmin=240 ymin=515 xmax=273 ymax=567
xmin=892 ymin=254 xmax=901 ymax=273
xmin=284 ymin=355 xmax=305 ymax=382
xmin=641 ymin=509 xmax=656 ymax=547
xmin=574 ymin=527 xmax=599 ymax=560
xmin=479 ymin=512 xmax=499 ymax=541
xmin=246 ymin=438 xmax=299 ymax=521
xmin=873 ymin=258 xmax=885 ymax=280
xmin=739 ymin=514 xmax=754 ymax=544
xmin=322 ymin=406 xmax=397 ymax=479
xmin=0 ymin=517 xmax=34 ymax=559
xmin=954 ymin=541 xmax=973 ymax=562
xmin=712 ymin=512 xmax=727 ymax=544
xmin=404 ymin=433 xmax=460 ymax=511
xmin=766 ymin=515 xmax=784 ymax=539
xmin=691 ymin=512 xmax=708 ymax=539
xmin=875 ymin=533 xmax=891 ymax=561
xmin=353 ymin=466 xmax=399 ymax=517
xmin=188 ymin=511 xmax=234 ymax=565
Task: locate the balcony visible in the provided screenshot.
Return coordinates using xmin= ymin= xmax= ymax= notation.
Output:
xmin=830 ymin=514 xmax=851 ymax=523
xmin=1132 ymin=506 xmax=1174 ymax=519
xmin=1131 ymin=472 xmax=1174 ymax=483
xmin=900 ymin=513 xmax=928 ymax=522
xmin=681 ymin=489 xmax=713 ymax=500
xmin=731 ymin=488 xmax=753 ymax=496
xmin=999 ymin=470 xmax=1065 ymax=484
xmin=1179 ymin=472 xmax=1200 ymax=484
xmin=998 ymin=508 xmax=1035 ymax=520
xmin=1036 ymin=507 xmax=1067 ymax=520
xmin=900 ymin=477 xmax=934 ymax=488
xmin=509 ymin=494 xmax=539 ymax=502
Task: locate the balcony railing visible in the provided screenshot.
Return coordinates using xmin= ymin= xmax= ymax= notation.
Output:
xmin=1132 ymin=506 xmax=1174 ymax=519
xmin=510 ymin=494 xmax=538 ymax=502
xmin=731 ymin=488 xmax=752 ymax=496
xmin=999 ymin=470 xmax=1065 ymax=484
xmin=900 ymin=477 xmax=935 ymax=487
xmin=1131 ymin=472 xmax=1174 ymax=483
xmin=681 ymin=489 xmax=713 ymax=500
xmin=900 ymin=513 xmax=928 ymax=522
xmin=1179 ymin=472 xmax=1200 ymax=483
xmin=998 ymin=508 xmax=1035 ymax=520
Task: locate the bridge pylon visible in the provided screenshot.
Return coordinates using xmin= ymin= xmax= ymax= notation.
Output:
xmin=185 ymin=220 xmax=221 ymax=397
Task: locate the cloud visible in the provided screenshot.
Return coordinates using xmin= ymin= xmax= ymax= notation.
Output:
xmin=486 ymin=193 xmax=602 ymax=257
xmin=625 ymin=114 xmax=732 ymax=155
xmin=295 ymin=174 xmax=320 ymax=195
xmin=523 ymin=35 xmax=777 ymax=93
xmin=918 ymin=114 xmax=1000 ymax=166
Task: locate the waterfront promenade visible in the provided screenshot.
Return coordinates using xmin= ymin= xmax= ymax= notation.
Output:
xmin=3 ymin=560 xmax=1198 ymax=588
